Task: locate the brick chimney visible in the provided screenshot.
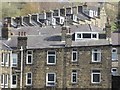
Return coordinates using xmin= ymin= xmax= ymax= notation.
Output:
xmin=72 ymin=6 xmax=78 ymax=14
xmin=61 ymin=26 xmax=72 ymax=47
xmin=17 ymin=31 xmax=27 ymax=49
xmin=2 ymin=19 xmax=9 ymax=39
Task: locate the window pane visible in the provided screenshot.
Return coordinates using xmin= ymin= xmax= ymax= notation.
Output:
xmin=92 ymin=34 xmax=97 ymax=38
xmin=1 ymin=75 xmax=3 ymax=84
xmin=27 ymin=79 xmax=31 ymax=84
xmin=77 ymin=34 xmax=81 ymax=38
xmin=112 ymin=53 xmax=118 ymax=60
xmin=12 ymin=75 xmax=16 ymax=85
xmin=48 ymin=74 xmax=54 ymax=81
xmin=28 ymin=73 xmax=31 ymax=78
xmin=28 ymin=56 xmax=32 ymax=63
xmin=73 ymin=52 xmax=77 ymax=61
xmin=5 ymin=75 xmax=8 ymax=84
xmin=94 ymin=53 xmax=97 ymax=61
xmin=48 ymin=56 xmax=55 ymax=63
xmin=83 ymin=33 xmax=91 ymax=38
xmin=72 ymin=73 xmax=77 ymax=82
xmin=93 ymin=74 xmax=100 ymax=82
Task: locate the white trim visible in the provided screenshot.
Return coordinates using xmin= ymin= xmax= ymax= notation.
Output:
xmin=91 ymin=71 xmax=101 ymax=84
xmin=26 ymin=50 xmax=33 ymax=64
xmin=111 ymin=48 xmax=118 ymax=61
xmin=1 ymin=74 xmax=4 ymax=88
xmin=71 ymin=51 xmax=77 ymax=62
xmin=75 ymin=32 xmax=99 ymax=41
xmin=11 ymin=74 xmax=17 ymax=88
xmin=71 ymin=71 xmax=77 ymax=83
xmin=26 ymin=72 xmax=32 ymax=86
xmin=92 ymin=49 xmax=101 ymax=62
xmin=1 ymin=53 xmax=4 ymax=66
xmin=47 ymin=51 xmax=56 ymax=65
xmin=4 ymin=74 xmax=8 ymax=88
xmin=111 ymin=68 xmax=118 ymax=76
xmin=46 ymin=73 xmax=56 ymax=86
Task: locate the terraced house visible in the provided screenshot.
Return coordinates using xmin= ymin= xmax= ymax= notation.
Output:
xmin=0 ymin=2 xmax=113 ymax=89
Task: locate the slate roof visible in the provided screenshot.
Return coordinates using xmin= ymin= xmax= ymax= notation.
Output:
xmin=3 ymin=24 xmax=110 ymax=49
xmin=111 ymin=32 xmax=120 ymax=45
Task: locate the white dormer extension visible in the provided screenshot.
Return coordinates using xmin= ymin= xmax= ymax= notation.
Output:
xmin=75 ymin=32 xmax=99 ymax=41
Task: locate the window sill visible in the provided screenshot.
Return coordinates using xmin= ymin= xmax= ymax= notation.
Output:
xmin=90 ymin=82 xmax=102 ymax=86
xmin=90 ymin=62 xmax=102 ymax=64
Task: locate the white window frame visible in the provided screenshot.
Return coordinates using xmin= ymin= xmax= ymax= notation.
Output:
xmin=11 ymin=74 xmax=17 ymax=88
xmin=92 ymin=49 xmax=101 ymax=62
xmin=75 ymin=32 xmax=98 ymax=41
xmin=1 ymin=74 xmax=4 ymax=88
xmin=1 ymin=53 xmax=9 ymax=67
xmin=72 ymin=50 xmax=77 ymax=62
xmin=26 ymin=50 xmax=33 ymax=64
xmin=46 ymin=73 xmax=56 ymax=87
xmin=91 ymin=70 xmax=101 ymax=84
xmin=4 ymin=74 xmax=8 ymax=88
xmin=12 ymin=53 xmax=18 ymax=67
xmin=1 ymin=53 xmax=4 ymax=66
xmin=111 ymin=68 xmax=118 ymax=76
xmin=47 ymin=51 xmax=56 ymax=65
xmin=26 ymin=72 xmax=32 ymax=86
xmin=71 ymin=70 xmax=77 ymax=83
xmin=112 ymin=48 xmax=118 ymax=61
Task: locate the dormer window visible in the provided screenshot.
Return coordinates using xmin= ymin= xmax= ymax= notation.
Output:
xmin=75 ymin=32 xmax=98 ymax=41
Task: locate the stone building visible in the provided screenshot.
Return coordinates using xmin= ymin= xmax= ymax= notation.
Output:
xmin=0 ymin=21 xmax=112 ymax=89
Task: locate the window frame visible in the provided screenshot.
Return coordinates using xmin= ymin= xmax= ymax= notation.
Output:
xmin=26 ymin=50 xmax=33 ymax=64
xmin=1 ymin=53 xmax=9 ymax=67
xmin=1 ymin=74 xmax=4 ymax=88
xmin=71 ymin=70 xmax=77 ymax=83
xmin=92 ymin=49 xmax=101 ymax=62
xmin=111 ymin=68 xmax=118 ymax=76
xmin=11 ymin=74 xmax=17 ymax=88
xmin=71 ymin=50 xmax=78 ymax=62
xmin=4 ymin=74 xmax=8 ymax=88
xmin=12 ymin=53 xmax=18 ymax=67
xmin=46 ymin=73 xmax=56 ymax=87
xmin=26 ymin=72 xmax=32 ymax=86
xmin=91 ymin=70 xmax=101 ymax=84
xmin=47 ymin=51 xmax=56 ymax=65
xmin=111 ymin=48 xmax=118 ymax=61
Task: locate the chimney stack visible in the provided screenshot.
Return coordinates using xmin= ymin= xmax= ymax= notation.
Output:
xmin=61 ymin=26 xmax=72 ymax=47
xmin=72 ymin=6 xmax=78 ymax=15
xmin=105 ymin=17 xmax=111 ymax=44
xmin=1 ymin=19 xmax=9 ymax=40
xmin=17 ymin=31 xmax=27 ymax=49
xmin=65 ymin=27 xmax=72 ymax=47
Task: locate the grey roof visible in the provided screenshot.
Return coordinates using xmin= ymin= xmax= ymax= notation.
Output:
xmin=4 ymin=24 xmax=109 ymax=49
xmin=77 ymin=13 xmax=90 ymax=21
xmin=111 ymin=32 xmax=120 ymax=45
